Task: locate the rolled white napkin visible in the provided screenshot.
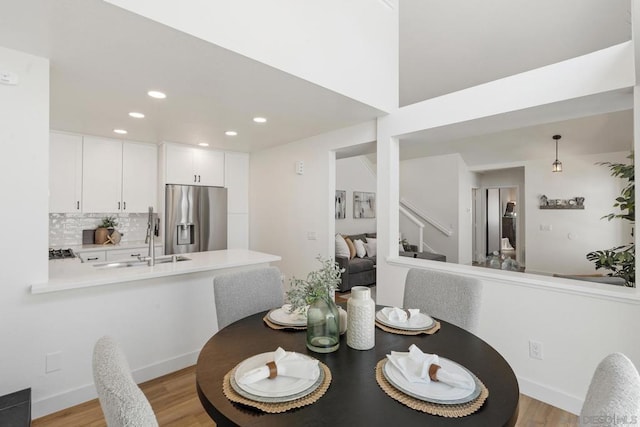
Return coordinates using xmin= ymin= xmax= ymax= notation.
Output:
xmin=238 ymin=347 xmax=319 ymax=385
xmin=281 ymin=304 xmax=308 ymax=321
xmin=381 ymin=306 xmax=420 ymax=323
xmin=386 ymin=344 xmax=474 ymax=390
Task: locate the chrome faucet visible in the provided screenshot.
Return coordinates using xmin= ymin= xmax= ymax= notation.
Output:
xmin=145 ymin=206 xmax=155 ymax=266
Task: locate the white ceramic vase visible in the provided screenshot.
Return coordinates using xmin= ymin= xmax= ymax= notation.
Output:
xmin=346 ymin=286 xmax=375 ymax=350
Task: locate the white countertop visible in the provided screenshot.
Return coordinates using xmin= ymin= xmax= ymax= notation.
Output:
xmin=33 ymin=249 xmax=281 ymax=294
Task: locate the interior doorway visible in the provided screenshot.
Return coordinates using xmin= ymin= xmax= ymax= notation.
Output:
xmin=485 ymin=187 xmax=518 ymax=260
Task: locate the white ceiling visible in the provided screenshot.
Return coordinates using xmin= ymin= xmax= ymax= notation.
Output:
xmin=0 ymin=0 xmax=633 ymax=153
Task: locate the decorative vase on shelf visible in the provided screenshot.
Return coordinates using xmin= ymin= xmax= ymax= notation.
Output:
xmin=306 ymin=295 xmax=340 ymax=353
xmin=346 ymin=286 xmax=375 ymax=350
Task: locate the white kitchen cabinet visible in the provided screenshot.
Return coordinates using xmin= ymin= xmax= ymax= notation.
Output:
xmin=106 ymin=245 xmax=163 ymax=261
xmin=165 ymin=144 xmax=224 ymax=186
xmin=77 ymin=250 xmax=106 ymax=263
xmin=49 ymin=132 xmax=83 ymax=213
xmin=82 ymin=137 xmax=157 ymax=213
xmin=122 ymin=142 xmax=157 ymax=212
xmin=227 ymin=213 xmax=249 ymax=249
xmin=82 ymin=137 xmax=123 ymax=213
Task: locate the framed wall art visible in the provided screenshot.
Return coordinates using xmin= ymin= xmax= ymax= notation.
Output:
xmin=353 ymin=191 xmax=375 ymax=219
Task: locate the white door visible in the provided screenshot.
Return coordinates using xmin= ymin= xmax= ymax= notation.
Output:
xmin=122 ymin=142 xmax=158 ymax=212
xmin=49 ymin=132 xmax=83 ymax=213
xmin=195 ymin=149 xmax=225 ymax=186
xmin=82 ymin=137 xmax=123 ymax=213
xmin=166 ymin=145 xmax=196 ymax=185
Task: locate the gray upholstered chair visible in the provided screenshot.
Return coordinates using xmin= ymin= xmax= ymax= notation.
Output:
xmin=403 ymin=268 xmax=482 ymax=333
xmin=213 ymin=266 xmax=284 ymax=329
xmin=579 ymin=353 xmax=640 ymax=425
xmin=92 ymin=336 xmax=158 ymax=427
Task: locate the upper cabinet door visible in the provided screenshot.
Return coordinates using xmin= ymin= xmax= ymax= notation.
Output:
xmin=195 ymin=149 xmax=225 ymax=187
xmin=82 ymin=137 xmax=123 ymax=213
xmin=166 ymin=144 xmax=196 ymax=185
xmin=49 ymin=132 xmax=83 ymax=213
xmin=122 ymin=142 xmax=158 ymax=213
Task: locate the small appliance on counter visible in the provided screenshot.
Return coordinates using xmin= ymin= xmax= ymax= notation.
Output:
xmin=49 ymin=248 xmax=76 ymax=260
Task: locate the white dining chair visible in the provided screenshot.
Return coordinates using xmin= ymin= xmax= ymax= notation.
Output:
xmin=92 ymin=336 xmax=158 ymax=427
xmin=403 ymin=268 xmax=482 ymax=333
xmin=579 ymin=352 xmax=640 ymax=425
xmin=213 ymin=266 xmax=285 ymax=329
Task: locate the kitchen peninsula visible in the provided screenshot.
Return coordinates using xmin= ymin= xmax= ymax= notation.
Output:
xmin=33 ymin=249 xmax=280 ymax=294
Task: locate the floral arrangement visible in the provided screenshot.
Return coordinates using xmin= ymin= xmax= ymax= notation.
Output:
xmin=285 ymin=255 xmax=344 ymax=312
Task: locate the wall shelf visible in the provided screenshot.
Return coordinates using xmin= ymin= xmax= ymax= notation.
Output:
xmin=539 ymin=205 xmax=584 ymax=210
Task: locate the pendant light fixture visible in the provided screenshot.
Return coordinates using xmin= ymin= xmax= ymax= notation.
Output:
xmin=552 ymin=134 xmax=563 ymax=172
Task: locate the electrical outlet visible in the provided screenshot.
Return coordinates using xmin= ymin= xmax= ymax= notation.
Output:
xmin=46 ymin=351 xmax=62 ymax=373
xmin=529 ymin=340 xmax=544 ymax=360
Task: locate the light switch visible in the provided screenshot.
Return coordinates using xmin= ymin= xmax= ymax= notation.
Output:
xmin=46 ymin=351 xmax=62 ymax=373
xmin=539 ymin=224 xmax=552 ymax=231
xmin=307 ymin=231 xmax=317 ymax=240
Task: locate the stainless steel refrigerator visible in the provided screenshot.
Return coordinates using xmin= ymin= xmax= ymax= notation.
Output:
xmin=164 ymin=184 xmax=227 ymax=255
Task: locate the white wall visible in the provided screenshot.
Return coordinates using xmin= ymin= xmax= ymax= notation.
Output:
xmin=526 ymin=151 xmax=631 ymax=275
xmin=104 ymin=0 xmax=398 ymax=112
xmin=335 ymin=156 xmax=376 ymax=235
xmin=0 ymin=46 xmax=257 ymax=419
xmin=399 ymin=153 xmax=461 ymax=262
xmin=250 ymin=121 xmax=376 ymax=286
xmin=375 ymin=43 xmax=640 ymax=417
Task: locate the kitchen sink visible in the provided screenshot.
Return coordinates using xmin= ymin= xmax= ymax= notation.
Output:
xmin=93 ymin=255 xmax=191 ymax=269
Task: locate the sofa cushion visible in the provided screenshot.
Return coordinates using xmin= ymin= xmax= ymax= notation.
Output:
xmin=354 ymin=239 xmax=367 ymax=258
xmin=365 ymin=238 xmax=377 ymax=257
xmin=349 ymin=257 xmax=375 ymax=274
xmin=348 ymin=233 xmax=368 ymax=244
xmin=335 ymin=234 xmax=350 ymax=258
xmin=365 ymin=232 xmax=377 ymax=239
xmin=344 ymin=237 xmax=356 ymax=259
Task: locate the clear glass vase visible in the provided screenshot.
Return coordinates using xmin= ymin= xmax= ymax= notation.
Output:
xmin=306 ymin=294 xmax=340 ymax=353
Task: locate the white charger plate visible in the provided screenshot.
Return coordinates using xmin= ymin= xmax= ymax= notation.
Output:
xmin=233 ymin=351 xmax=320 ymax=399
xmin=382 ymin=357 xmax=481 ymax=404
xmin=267 ymin=307 xmax=307 ymax=327
xmin=376 ymin=309 xmax=435 ymax=331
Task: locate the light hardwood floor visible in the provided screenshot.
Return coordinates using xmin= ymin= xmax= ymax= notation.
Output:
xmin=33 ymin=365 xmax=578 ymax=427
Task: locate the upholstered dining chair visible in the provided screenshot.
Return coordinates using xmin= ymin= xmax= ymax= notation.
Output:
xmin=92 ymin=336 xmax=158 ymax=427
xmin=579 ymin=352 xmax=640 ymax=426
xmin=403 ymin=268 xmax=483 ymax=333
xmin=213 ymin=266 xmax=285 ymax=329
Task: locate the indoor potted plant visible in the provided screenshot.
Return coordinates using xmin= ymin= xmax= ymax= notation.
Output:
xmin=586 ymin=153 xmax=635 ymax=286
xmin=286 ymin=256 xmax=343 ymax=353
xmin=95 ymin=216 xmax=119 ymax=245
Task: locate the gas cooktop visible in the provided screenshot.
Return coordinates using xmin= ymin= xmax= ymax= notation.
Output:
xmin=49 ymin=248 xmax=76 ymax=260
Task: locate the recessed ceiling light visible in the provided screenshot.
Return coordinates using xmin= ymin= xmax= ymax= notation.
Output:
xmin=225 ymin=131 xmax=238 ymax=136
xmin=198 ymin=142 xmax=209 ymax=147
xmin=253 ymin=117 xmax=267 ymax=123
xmin=129 ymin=112 xmax=145 ymax=118
xmin=113 ymin=129 xmax=128 ymax=135
xmin=147 ymin=90 xmax=166 ymax=99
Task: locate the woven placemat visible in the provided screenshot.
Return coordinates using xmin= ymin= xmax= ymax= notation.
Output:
xmin=375 ymin=320 xmax=440 ymax=335
xmin=263 ymin=313 xmax=306 ymax=331
xmin=375 ymin=359 xmax=488 ymax=417
xmin=223 ymin=362 xmax=331 ymax=413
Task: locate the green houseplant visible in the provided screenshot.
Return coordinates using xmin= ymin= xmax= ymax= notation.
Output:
xmin=586 ymin=154 xmax=635 ymax=287
xmin=286 ymin=256 xmax=343 ymax=353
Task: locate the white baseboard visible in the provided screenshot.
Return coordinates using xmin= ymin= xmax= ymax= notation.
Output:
xmin=32 ymin=350 xmax=200 ymax=419
xmin=518 ymin=375 xmax=583 ymax=416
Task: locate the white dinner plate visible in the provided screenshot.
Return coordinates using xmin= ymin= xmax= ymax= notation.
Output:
xmin=267 ymin=308 xmax=307 ymax=327
xmin=233 ymin=351 xmax=320 ymax=399
xmin=382 ymin=357 xmax=481 ymax=404
xmin=376 ymin=309 xmax=435 ymax=331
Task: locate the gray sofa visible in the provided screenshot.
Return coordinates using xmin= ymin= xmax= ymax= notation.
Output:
xmin=336 ymin=233 xmax=376 ymax=292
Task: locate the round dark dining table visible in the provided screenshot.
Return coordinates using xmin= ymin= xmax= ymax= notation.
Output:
xmin=196 ymin=307 xmax=519 ymax=427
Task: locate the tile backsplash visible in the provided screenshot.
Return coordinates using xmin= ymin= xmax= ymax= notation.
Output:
xmin=49 ymin=213 xmax=150 ymax=247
